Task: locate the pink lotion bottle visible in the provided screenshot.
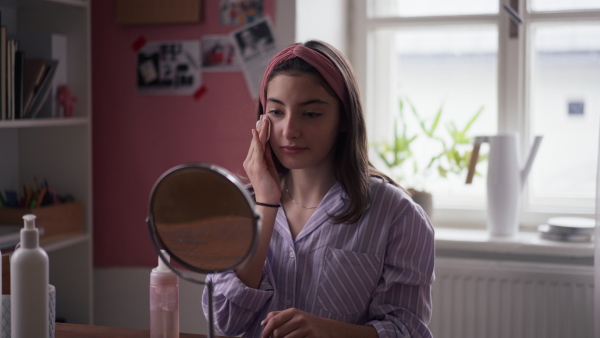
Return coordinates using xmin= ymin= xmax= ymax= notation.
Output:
xmin=150 ymin=250 xmax=179 ymax=338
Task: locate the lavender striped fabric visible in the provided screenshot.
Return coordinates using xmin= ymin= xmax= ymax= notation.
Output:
xmin=202 ymin=177 xmax=435 ymax=337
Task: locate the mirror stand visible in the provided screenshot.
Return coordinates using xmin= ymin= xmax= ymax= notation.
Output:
xmin=146 ymin=164 xmax=260 ymax=338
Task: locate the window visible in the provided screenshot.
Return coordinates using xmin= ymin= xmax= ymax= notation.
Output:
xmin=351 ymin=0 xmax=600 ymax=227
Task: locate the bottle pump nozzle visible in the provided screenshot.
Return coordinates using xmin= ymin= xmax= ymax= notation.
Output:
xmin=22 ymin=214 xmax=36 ymax=230
xmin=157 ymin=250 xmax=170 ymax=272
xmin=21 ymin=214 xmax=39 ymax=249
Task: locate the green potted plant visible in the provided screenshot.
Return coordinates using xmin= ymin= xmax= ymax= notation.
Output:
xmin=372 ymin=97 xmax=487 ymax=217
xmin=374 ymin=99 xmax=419 ymax=182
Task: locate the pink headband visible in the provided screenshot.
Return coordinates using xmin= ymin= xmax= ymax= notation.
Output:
xmin=259 ymin=45 xmax=349 ymax=113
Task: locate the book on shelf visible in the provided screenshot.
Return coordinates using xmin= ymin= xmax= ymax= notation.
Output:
xmin=5 ymin=38 xmax=10 ymax=119
xmin=16 ymin=33 xmax=67 ymax=118
xmin=14 ymin=50 xmax=24 ymax=119
xmin=7 ymin=39 xmax=16 ymax=120
xmin=7 ymin=39 xmax=11 ymax=119
xmin=26 ymin=59 xmax=58 ymax=119
xmin=0 ymin=26 xmax=6 ymax=120
xmin=22 ymin=58 xmax=48 ymax=116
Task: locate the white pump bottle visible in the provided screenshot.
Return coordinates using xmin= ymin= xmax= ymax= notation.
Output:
xmin=150 ymin=250 xmax=179 ymax=338
xmin=11 ymin=214 xmax=49 ymax=338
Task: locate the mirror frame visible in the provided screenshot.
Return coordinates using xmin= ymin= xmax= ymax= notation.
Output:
xmin=147 ymin=163 xmax=261 ymax=276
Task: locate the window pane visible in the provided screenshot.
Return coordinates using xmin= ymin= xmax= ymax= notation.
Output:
xmin=369 ymin=26 xmax=498 ymax=208
xmin=528 ymin=23 xmax=600 ymax=211
xmin=531 ymin=0 xmax=600 ymax=12
xmin=370 ymin=0 xmax=498 ymax=17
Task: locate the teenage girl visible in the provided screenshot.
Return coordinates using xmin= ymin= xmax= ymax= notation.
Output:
xmin=203 ymin=40 xmax=435 ymax=338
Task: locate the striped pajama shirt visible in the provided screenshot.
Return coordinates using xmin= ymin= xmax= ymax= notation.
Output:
xmin=202 ymin=177 xmax=435 ymax=337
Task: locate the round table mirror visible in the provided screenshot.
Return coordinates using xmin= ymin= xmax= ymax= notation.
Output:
xmin=147 ymin=163 xmax=260 ymax=337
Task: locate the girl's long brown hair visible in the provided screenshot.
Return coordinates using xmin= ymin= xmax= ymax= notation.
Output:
xmin=257 ymin=40 xmax=399 ymax=224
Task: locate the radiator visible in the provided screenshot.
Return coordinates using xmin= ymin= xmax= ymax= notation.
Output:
xmin=429 ymin=257 xmax=595 ymax=338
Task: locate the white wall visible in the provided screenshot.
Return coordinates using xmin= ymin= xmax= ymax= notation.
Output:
xmin=275 ymin=0 xmax=296 ymax=47
xmin=295 ymin=0 xmax=348 ymax=55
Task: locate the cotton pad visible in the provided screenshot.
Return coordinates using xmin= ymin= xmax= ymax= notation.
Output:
xmin=255 ymin=115 xmax=271 ymax=141
xmin=265 ymin=116 xmax=271 ymax=141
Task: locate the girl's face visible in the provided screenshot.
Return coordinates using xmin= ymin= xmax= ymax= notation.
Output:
xmin=265 ymin=73 xmax=342 ymax=172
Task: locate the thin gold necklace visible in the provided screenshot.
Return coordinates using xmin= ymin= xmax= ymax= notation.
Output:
xmin=286 ymin=187 xmax=318 ymax=209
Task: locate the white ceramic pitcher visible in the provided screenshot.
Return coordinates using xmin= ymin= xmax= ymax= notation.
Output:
xmin=466 ymin=133 xmax=543 ymax=237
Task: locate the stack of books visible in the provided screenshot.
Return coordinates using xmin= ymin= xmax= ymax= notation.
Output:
xmin=538 ymin=217 xmax=595 ymax=243
xmin=0 ymin=32 xmax=59 ymax=120
xmin=0 ymin=14 xmax=65 ymax=121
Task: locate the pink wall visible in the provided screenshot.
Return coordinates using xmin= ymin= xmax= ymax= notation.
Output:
xmin=91 ymin=0 xmax=275 ymax=267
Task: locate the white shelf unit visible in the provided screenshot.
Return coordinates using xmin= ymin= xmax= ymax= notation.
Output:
xmin=0 ymin=0 xmax=92 ymax=325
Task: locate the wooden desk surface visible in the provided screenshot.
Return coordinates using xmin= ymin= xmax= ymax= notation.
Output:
xmin=56 ymin=323 xmax=234 ymax=338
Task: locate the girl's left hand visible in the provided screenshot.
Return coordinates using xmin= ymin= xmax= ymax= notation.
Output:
xmin=261 ymin=308 xmax=329 ymax=338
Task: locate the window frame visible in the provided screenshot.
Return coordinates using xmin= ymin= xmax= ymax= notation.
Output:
xmin=350 ymin=0 xmax=600 ymax=229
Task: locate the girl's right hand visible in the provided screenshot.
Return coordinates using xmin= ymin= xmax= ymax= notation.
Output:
xmin=238 ymin=115 xmax=281 ymax=289
xmin=243 ymin=114 xmax=281 ymax=205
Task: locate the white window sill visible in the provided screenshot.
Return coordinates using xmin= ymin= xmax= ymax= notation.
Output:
xmin=435 ymin=227 xmax=594 ymax=259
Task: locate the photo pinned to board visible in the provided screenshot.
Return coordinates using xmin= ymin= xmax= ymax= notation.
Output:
xmin=219 ymin=0 xmax=264 ymax=26
xmin=137 ymin=40 xmax=202 ymax=95
xmin=230 ymin=17 xmax=278 ymax=99
xmin=202 ymin=35 xmax=240 ymax=72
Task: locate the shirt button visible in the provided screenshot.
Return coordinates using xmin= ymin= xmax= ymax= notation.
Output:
xmin=289 ymin=251 xmax=295 ymax=258
xmin=285 ymin=299 xmax=291 ymax=306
